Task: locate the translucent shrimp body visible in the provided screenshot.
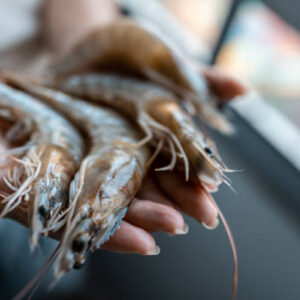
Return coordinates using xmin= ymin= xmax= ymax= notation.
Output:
xmin=53 ymin=73 xmax=227 ymax=191
xmin=0 ymin=83 xmax=83 ymax=247
xmin=14 ymin=82 xmax=150 ymax=280
xmin=52 ymin=19 xmax=232 ymax=133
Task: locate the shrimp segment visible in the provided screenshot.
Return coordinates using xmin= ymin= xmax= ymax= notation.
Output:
xmin=0 ymin=83 xmax=83 ymax=247
xmin=10 ymin=80 xmax=150 ymax=279
xmin=52 ymin=73 xmax=227 ymax=190
xmin=52 ymin=19 xmax=232 ymax=133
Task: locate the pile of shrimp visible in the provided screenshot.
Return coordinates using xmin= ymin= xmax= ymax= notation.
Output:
xmin=0 ymin=18 xmax=238 ymax=299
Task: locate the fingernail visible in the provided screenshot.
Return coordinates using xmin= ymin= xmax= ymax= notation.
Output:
xmin=202 ymin=217 xmax=219 ymax=230
xmin=173 ymin=223 xmax=189 ymax=235
xmin=146 ymin=245 xmax=160 ymax=256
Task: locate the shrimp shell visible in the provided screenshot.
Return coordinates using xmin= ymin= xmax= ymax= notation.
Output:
xmin=0 ymin=83 xmax=84 ymax=247
xmin=51 ymin=19 xmax=232 ymax=134
xmin=9 ymin=79 xmax=150 ymax=280
xmin=51 ymin=73 xmax=229 ymax=191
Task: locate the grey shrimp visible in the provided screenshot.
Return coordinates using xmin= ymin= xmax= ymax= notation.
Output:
xmin=51 ymin=73 xmax=232 ymax=192
xmin=0 ymin=82 xmax=83 ymax=247
xmin=9 ymin=79 xmax=150 ymax=280
xmin=51 ymin=19 xmax=232 ymax=134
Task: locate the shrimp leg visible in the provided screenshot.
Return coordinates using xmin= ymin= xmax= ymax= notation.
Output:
xmin=0 ymin=83 xmax=84 ymax=247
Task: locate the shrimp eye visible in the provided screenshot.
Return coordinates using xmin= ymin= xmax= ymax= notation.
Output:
xmin=38 ymin=205 xmax=50 ymax=220
xmin=72 ymin=237 xmax=86 ymax=253
xmin=73 ymin=261 xmax=85 ymax=270
xmin=204 ymin=147 xmax=214 ymax=157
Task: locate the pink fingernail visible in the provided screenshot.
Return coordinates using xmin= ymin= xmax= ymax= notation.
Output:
xmin=202 ymin=217 xmax=219 ymax=230
xmin=173 ymin=223 xmax=189 ymax=235
xmin=146 ymin=245 xmax=160 ymax=256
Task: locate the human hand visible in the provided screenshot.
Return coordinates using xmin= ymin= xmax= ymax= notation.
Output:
xmin=0 ymin=66 xmax=245 ymax=256
xmin=100 ymin=68 xmax=246 ymax=255
xmin=0 ymin=0 xmax=246 ymax=255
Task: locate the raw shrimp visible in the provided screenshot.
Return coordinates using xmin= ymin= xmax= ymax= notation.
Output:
xmin=6 ymin=72 xmax=237 ymax=298
xmin=51 ymin=19 xmax=232 ymax=133
xmin=51 ymin=73 xmax=231 ymax=192
xmin=0 ymin=82 xmax=83 ymax=247
xmin=9 ymin=78 xmax=150 ymax=280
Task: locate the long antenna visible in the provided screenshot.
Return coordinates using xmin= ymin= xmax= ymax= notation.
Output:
xmin=203 ymin=189 xmax=238 ymax=300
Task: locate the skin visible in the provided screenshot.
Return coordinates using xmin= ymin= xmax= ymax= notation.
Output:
xmin=0 ymin=0 xmax=246 ymax=256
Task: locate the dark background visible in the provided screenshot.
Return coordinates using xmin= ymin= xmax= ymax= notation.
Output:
xmin=1 ymin=0 xmax=300 ymax=299
xmin=263 ymin=0 xmax=300 ymax=30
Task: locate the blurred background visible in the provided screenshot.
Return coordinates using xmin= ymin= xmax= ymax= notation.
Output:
xmin=0 ymin=0 xmax=299 ymax=299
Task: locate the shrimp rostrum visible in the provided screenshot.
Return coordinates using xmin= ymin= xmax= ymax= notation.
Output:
xmin=51 ymin=19 xmax=233 ymax=134
xmin=51 ymin=73 xmax=231 ymax=192
xmin=0 ymin=82 xmax=84 ymax=247
xmin=8 ymin=78 xmax=150 ymax=280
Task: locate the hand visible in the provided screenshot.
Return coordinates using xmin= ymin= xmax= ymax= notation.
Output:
xmin=0 ymin=66 xmax=245 ymax=256
xmin=101 ymin=68 xmax=246 ymax=255
xmin=0 ymin=0 xmax=247 ymax=256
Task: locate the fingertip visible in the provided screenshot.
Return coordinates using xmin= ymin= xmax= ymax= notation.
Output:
xmin=171 ymin=223 xmax=189 ymax=235
xmin=126 ymin=199 xmax=186 ymax=236
xmin=154 ymin=171 xmax=219 ymax=231
xmin=154 ymin=203 xmax=186 ymax=235
xmin=102 ymin=221 xmax=158 ymax=256
xmin=145 ymin=245 xmax=160 ymax=256
xmin=195 ymin=190 xmax=219 ymax=227
xmin=203 ymin=68 xmax=247 ymax=101
xmin=202 ymin=217 xmax=219 ymax=230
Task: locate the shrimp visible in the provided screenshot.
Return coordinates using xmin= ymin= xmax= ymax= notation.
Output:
xmin=51 ymin=19 xmax=232 ymax=134
xmin=50 ymin=73 xmax=231 ymax=192
xmin=0 ymin=82 xmax=84 ymax=247
xmin=8 ymin=77 xmax=150 ymax=280
xmin=6 ymin=72 xmax=237 ymax=298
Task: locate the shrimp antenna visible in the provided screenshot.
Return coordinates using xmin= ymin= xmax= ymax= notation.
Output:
xmin=202 ymin=188 xmax=238 ymax=300
xmin=223 ymin=177 xmax=237 ymax=194
xmin=13 ymin=243 xmax=60 ymax=300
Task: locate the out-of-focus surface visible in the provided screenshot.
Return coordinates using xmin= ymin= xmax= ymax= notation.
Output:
xmin=0 ymin=0 xmax=47 ymax=74
xmin=0 ymin=0 xmax=41 ymax=51
xmin=217 ymin=0 xmax=300 ymax=128
xmin=161 ymin=0 xmax=232 ymax=61
xmin=161 ymin=0 xmax=300 ymax=129
xmin=118 ymin=0 xmax=210 ymax=60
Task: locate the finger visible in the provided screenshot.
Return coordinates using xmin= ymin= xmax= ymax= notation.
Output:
xmin=203 ymin=67 xmax=247 ymax=102
xmin=153 ymin=171 xmax=219 ymax=229
xmin=137 ymin=176 xmax=175 ymax=207
xmin=125 ymin=198 xmax=188 ymax=235
xmin=42 ymin=0 xmax=119 ymax=54
xmin=101 ymin=221 xmax=160 ymax=255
